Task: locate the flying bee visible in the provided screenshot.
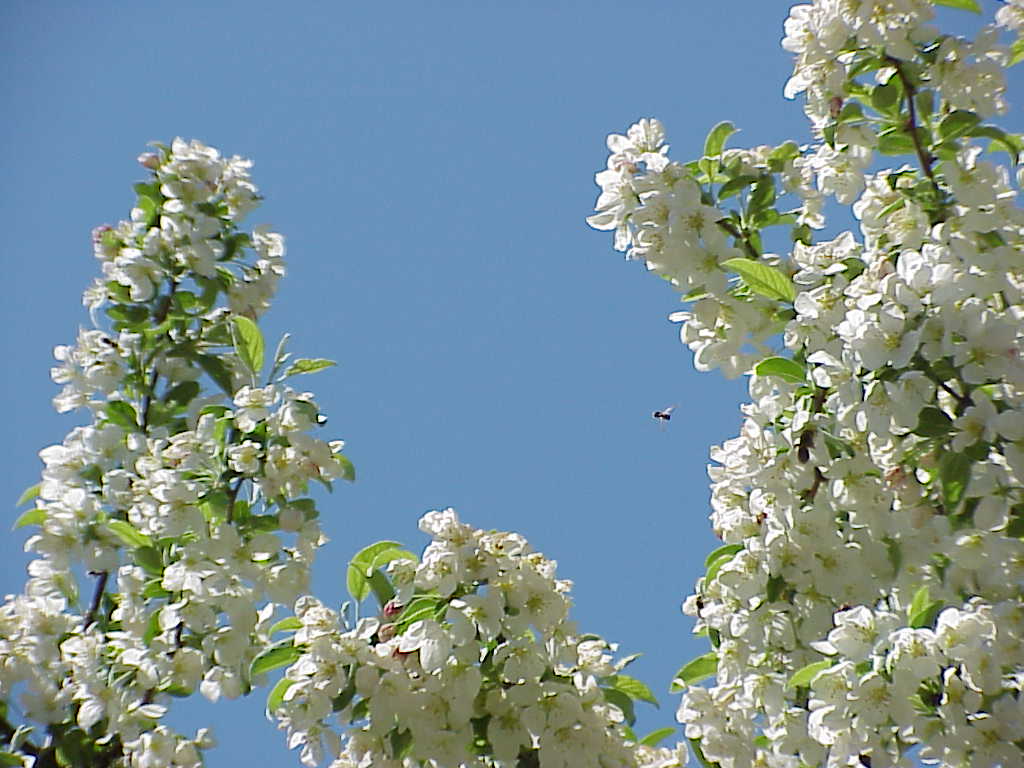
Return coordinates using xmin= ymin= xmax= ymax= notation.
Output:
xmin=652 ymin=406 xmax=675 ymax=430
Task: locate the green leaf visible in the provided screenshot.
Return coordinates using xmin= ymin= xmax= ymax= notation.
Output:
xmin=163 ymin=380 xmax=200 ymax=407
xmin=1011 ymin=38 xmax=1024 ymax=67
xmin=13 ymin=507 xmax=45 ymax=529
xmin=754 ymin=356 xmax=806 ymax=384
xmin=251 ymin=642 xmax=303 ymax=677
xmin=703 ymin=121 xmax=738 ymax=158
xmin=717 ymin=175 xmax=758 ymax=202
xmin=335 ymin=454 xmax=356 ymax=482
xmin=15 ymin=482 xmax=40 ymax=507
xmin=105 ymin=400 xmax=140 ymax=430
xmin=133 ymin=545 xmax=164 ymax=576
xmin=284 ymin=358 xmax=337 ymax=378
xmin=270 ymin=617 xmax=303 ymax=635
xmin=938 ymin=452 xmax=972 ymax=510
xmin=910 ymin=599 xmax=944 ymax=629
xmin=266 ymin=676 xmax=298 ymax=716
xmin=690 ymin=737 xmax=721 ymax=768
xmin=105 ymin=520 xmax=153 ymax=549
xmin=908 ymin=585 xmax=930 ymax=620
xmin=231 ymin=315 xmax=265 ymax=377
xmin=870 ymin=79 xmax=901 ymax=114
xmin=913 ymin=407 xmax=954 ymax=437
xmin=639 ymin=727 xmax=675 ymax=747
xmin=937 ymin=110 xmax=981 ymax=141
xmin=347 ymin=540 xmax=404 ymax=602
xmin=748 ymin=176 xmax=776 ymax=213
xmin=0 ymin=751 xmax=25 ymax=766
xmin=675 ymin=652 xmax=718 ymax=686
xmin=931 ymin=0 xmax=981 ymax=11
xmin=704 ymin=543 xmax=743 ymax=569
xmin=371 ymin=547 xmax=418 ymax=571
xmin=606 ymin=674 xmax=659 ymax=706
xmin=787 ymin=660 xmax=833 ymax=689
xmin=877 ymin=129 xmax=917 ymax=156
xmin=195 ymin=354 xmax=236 ymax=396
xmin=395 ymin=595 xmax=446 ymax=632
xmin=722 ymin=258 xmax=796 ymax=303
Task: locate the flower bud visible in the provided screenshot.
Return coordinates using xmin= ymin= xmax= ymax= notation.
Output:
xmin=137 ymin=152 xmax=161 ymax=170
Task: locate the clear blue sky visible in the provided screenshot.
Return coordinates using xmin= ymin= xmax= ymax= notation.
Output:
xmin=2 ymin=2 xmax=1019 ymax=765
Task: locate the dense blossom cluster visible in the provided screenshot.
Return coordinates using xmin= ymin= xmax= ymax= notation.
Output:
xmin=272 ymin=508 xmax=687 ymax=768
xmin=0 ymin=139 xmax=350 ymax=766
xmin=590 ymin=2 xmax=1024 ymax=767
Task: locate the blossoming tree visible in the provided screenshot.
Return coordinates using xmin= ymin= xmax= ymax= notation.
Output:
xmin=2 ymin=1 xmax=1024 ymax=767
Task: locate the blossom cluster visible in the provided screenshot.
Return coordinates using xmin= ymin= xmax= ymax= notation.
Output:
xmin=272 ymin=508 xmax=687 ymax=768
xmin=0 ymin=140 xmax=350 ymax=766
xmin=590 ymin=2 xmax=1024 ymax=767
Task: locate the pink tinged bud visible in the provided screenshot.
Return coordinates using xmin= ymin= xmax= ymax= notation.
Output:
xmin=137 ymin=152 xmax=160 ymax=170
xmin=382 ymin=599 xmax=403 ymax=619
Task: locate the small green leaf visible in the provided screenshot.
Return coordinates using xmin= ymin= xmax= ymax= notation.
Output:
xmin=877 ymin=130 xmax=918 ymax=156
xmin=606 ymin=674 xmax=659 ymax=706
xmin=705 ymin=545 xmax=743 ymax=584
xmin=704 ymin=543 xmax=743 ymax=569
xmin=163 ymin=380 xmax=200 ymax=407
xmin=754 ymin=356 xmax=806 ymax=384
xmin=913 ymin=407 xmax=954 ymax=437
xmin=690 ymin=737 xmax=721 ymax=768
xmin=870 ymin=79 xmax=901 ymax=114
xmin=15 ymin=482 xmax=40 ymax=507
xmin=931 ymin=0 xmax=981 ymax=11
xmin=284 ymin=358 xmax=337 ymax=377
xmin=371 ymin=548 xmax=418 ymax=571
xmin=910 ymin=599 xmax=944 ymax=629
xmin=270 ymin=617 xmax=303 ymax=635
xmin=908 ymin=585 xmax=930 ymax=620
xmin=0 ymin=751 xmax=25 ymax=766
xmin=335 ymin=454 xmax=356 ymax=482
xmin=703 ymin=121 xmax=738 ymax=159
xmin=938 ymin=452 xmax=972 ymax=510
xmin=675 ymin=652 xmax=718 ymax=686
xmin=251 ymin=642 xmax=303 ymax=677
xmin=748 ymin=176 xmax=776 ymax=213
xmin=266 ymin=676 xmax=298 ymax=716
xmin=722 ymin=258 xmax=796 ymax=303
xmin=13 ymin=507 xmax=45 ymax=529
xmin=195 ymin=354 xmax=236 ymax=396
xmin=105 ymin=520 xmax=153 ymax=550
xmin=347 ymin=540 xmax=404 ymax=602
xmin=717 ymin=175 xmax=758 ymax=202
xmin=938 ymin=110 xmax=981 ymax=141
xmin=787 ymin=660 xmax=833 ymax=689
xmin=231 ymin=315 xmax=265 ymax=377
xmin=638 ymin=727 xmax=675 ymax=747
xmin=105 ymin=400 xmax=140 ymax=430
xmin=1011 ymin=38 xmax=1024 ymax=67
xmin=133 ymin=545 xmax=164 ymax=576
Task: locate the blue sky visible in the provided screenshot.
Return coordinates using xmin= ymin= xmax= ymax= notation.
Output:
xmin=2 ymin=1 xmax=1021 ymax=765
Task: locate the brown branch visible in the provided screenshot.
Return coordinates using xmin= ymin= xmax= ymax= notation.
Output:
xmin=84 ymin=570 xmax=109 ymax=630
xmin=887 ymin=57 xmax=940 ymax=194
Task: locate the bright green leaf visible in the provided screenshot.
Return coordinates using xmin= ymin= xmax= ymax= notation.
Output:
xmin=908 ymin=585 xmax=930 ymax=621
xmin=270 ymin=617 xmax=303 ymax=635
xmin=607 ymin=674 xmax=659 ymax=706
xmin=717 ymin=175 xmax=758 ymax=202
xmin=284 ymin=358 xmax=337 ymax=377
xmin=602 ymin=687 xmax=636 ymax=726
xmin=1011 ymin=38 xmax=1024 ymax=67
xmin=910 ymin=600 xmax=945 ymax=629
xmin=0 ymin=751 xmax=24 ymax=766
xmin=13 ymin=507 xmax=45 ymax=529
xmin=722 ymin=258 xmax=796 ymax=303
xmin=938 ymin=452 xmax=972 ymax=510
xmin=787 ymin=660 xmax=833 ymax=689
xmin=704 ymin=543 xmax=743 ymax=569
xmin=703 ymin=121 xmax=738 ymax=158
xmin=15 ymin=482 xmax=40 ymax=507
xmin=231 ymin=315 xmax=265 ymax=377
xmin=931 ymin=0 xmax=981 ymax=11
xmin=754 ymin=356 xmax=806 ymax=384
xmin=105 ymin=400 xmax=140 ymax=430
xmin=913 ymin=407 xmax=954 ymax=437
xmin=639 ymin=727 xmax=675 ymax=747
xmin=195 ymin=354 xmax=236 ymax=396
xmin=251 ymin=642 xmax=302 ymax=677
xmin=105 ymin=520 xmax=153 ymax=550
xmin=877 ymin=130 xmax=917 ymax=156
xmin=335 ymin=454 xmax=356 ymax=482
xmin=938 ymin=110 xmax=981 ymax=141
xmin=347 ymin=540 xmax=404 ymax=602
xmin=676 ymin=652 xmax=718 ymax=686
xmin=266 ymin=677 xmax=298 ymax=717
